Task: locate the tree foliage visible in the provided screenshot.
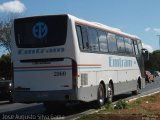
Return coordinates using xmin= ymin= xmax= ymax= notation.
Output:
xmin=0 ymin=13 xmax=22 ymax=54
xmin=145 ymin=50 xmax=160 ymax=71
xmin=0 ymin=19 xmax=12 ymax=54
xmin=0 ymin=54 xmax=11 ymax=80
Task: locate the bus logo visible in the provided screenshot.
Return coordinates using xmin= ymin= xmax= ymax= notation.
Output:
xmin=32 ymin=22 xmax=48 ymax=39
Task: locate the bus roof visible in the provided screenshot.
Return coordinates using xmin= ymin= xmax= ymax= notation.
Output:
xmin=15 ymin=14 xmax=140 ymax=40
xmin=68 ymin=14 xmax=140 ymax=40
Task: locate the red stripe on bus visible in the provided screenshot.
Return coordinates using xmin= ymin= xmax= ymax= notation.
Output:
xmin=77 ymin=64 xmax=101 ymax=66
xmin=14 ymin=65 xmax=72 ymax=69
xmin=14 ymin=64 xmax=101 ymax=69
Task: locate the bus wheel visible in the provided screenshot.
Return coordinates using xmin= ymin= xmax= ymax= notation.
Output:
xmin=96 ymin=83 xmax=105 ymax=108
xmin=107 ymin=83 xmax=113 ymax=102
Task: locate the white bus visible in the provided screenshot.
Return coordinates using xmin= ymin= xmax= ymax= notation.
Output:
xmin=11 ymin=14 xmax=148 ymax=109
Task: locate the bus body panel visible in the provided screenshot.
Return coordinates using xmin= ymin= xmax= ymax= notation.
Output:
xmin=12 ymin=15 xmax=79 ymax=103
xmin=76 ymin=52 xmax=141 ymax=102
xmin=14 ymin=59 xmax=72 ymax=91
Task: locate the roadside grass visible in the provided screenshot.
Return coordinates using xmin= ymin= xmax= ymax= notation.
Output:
xmin=78 ymin=92 xmax=160 ymax=120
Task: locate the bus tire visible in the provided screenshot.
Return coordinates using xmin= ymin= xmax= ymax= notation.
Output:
xmin=96 ymin=83 xmax=105 ymax=108
xmin=107 ymin=82 xmax=113 ymax=102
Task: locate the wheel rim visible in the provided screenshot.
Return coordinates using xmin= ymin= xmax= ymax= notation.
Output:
xmin=98 ymin=84 xmax=105 ymax=106
xmin=107 ymin=84 xmax=113 ymax=102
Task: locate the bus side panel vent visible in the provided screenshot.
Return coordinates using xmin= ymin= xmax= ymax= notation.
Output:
xmin=81 ymin=73 xmax=88 ymax=86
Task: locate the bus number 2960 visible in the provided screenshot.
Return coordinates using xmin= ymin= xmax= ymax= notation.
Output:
xmin=53 ymin=71 xmax=66 ymax=76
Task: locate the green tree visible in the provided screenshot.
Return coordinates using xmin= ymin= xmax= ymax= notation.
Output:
xmin=0 ymin=19 xmax=12 ymax=55
xmin=145 ymin=50 xmax=160 ymax=71
xmin=0 ymin=54 xmax=11 ymax=80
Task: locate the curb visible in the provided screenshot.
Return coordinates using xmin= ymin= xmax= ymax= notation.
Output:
xmin=127 ymin=89 xmax=160 ymax=102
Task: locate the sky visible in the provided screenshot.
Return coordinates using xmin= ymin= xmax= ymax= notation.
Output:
xmin=0 ymin=0 xmax=160 ymax=53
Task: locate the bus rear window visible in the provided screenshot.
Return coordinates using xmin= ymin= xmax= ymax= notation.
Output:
xmin=14 ymin=15 xmax=68 ymax=48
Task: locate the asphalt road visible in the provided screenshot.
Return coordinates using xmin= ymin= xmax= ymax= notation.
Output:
xmin=0 ymin=77 xmax=160 ymax=120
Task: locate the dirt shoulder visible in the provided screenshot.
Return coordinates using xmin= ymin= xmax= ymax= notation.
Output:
xmin=79 ymin=92 xmax=160 ymax=120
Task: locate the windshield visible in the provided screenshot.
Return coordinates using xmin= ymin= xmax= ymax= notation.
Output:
xmin=14 ymin=15 xmax=68 ymax=48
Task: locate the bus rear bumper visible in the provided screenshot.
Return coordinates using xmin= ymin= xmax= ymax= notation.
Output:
xmin=13 ymin=89 xmax=77 ymax=103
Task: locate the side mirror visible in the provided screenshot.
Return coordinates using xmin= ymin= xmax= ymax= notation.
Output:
xmin=142 ymin=49 xmax=149 ymax=60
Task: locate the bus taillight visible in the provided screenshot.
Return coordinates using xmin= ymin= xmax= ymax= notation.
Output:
xmin=72 ymin=60 xmax=78 ymax=88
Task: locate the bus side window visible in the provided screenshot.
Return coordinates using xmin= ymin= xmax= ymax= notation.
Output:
xmin=107 ymin=33 xmax=118 ymax=53
xmin=133 ymin=40 xmax=139 ymax=55
xmin=131 ymin=40 xmax=135 ymax=55
xmin=97 ymin=30 xmax=108 ymax=52
xmin=124 ymin=38 xmax=133 ymax=55
xmin=81 ymin=26 xmax=89 ymax=50
xmin=87 ymin=27 xmax=99 ymax=52
xmin=76 ymin=25 xmax=89 ymax=51
xmin=76 ymin=25 xmax=83 ymax=50
xmin=116 ymin=35 xmax=125 ymax=53
xmin=137 ymin=39 xmax=143 ymax=55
